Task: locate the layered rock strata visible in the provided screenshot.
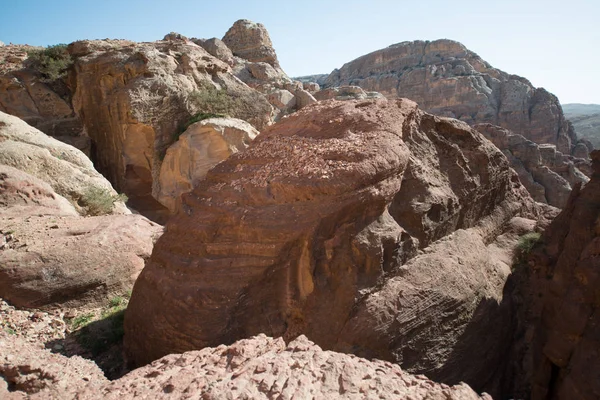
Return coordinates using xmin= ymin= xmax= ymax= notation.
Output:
xmin=475 ymin=123 xmax=589 ymax=208
xmin=322 ymin=39 xmax=587 ymax=157
xmin=125 ymin=98 xmax=540 ymax=395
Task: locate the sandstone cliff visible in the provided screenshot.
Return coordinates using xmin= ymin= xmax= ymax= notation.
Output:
xmin=563 ymin=103 xmax=600 ymax=149
xmin=475 ymin=123 xmax=589 ymax=208
xmin=322 ymin=39 xmax=587 ymax=157
xmin=124 ymin=99 xmax=541 ymax=395
xmin=521 ymin=150 xmax=600 ymax=399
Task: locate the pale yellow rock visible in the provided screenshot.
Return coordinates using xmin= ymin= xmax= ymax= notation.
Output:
xmin=158 ymin=118 xmax=258 ymax=212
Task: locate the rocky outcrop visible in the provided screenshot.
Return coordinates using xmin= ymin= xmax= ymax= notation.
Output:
xmin=522 ymin=150 xmax=600 ymax=400
xmin=0 ymin=113 xmax=163 ymax=309
xmin=314 ymin=85 xmax=385 ymax=101
xmin=0 ymin=111 xmax=128 ymax=215
xmin=475 ymin=123 xmax=589 ymax=208
xmin=1 ymin=332 xmax=487 ymax=399
xmin=0 ymin=44 xmax=87 ymax=154
xmin=158 ymin=117 xmax=258 ymax=212
xmin=322 ymin=39 xmax=587 ymax=157
xmin=125 ymin=99 xmax=540 ymax=395
xmin=69 ymin=37 xmax=272 ymax=223
xmin=222 ymin=19 xmax=280 ymax=68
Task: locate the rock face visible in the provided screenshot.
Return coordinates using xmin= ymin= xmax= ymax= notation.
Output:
xmin=323 ymin=39 xmax=586 ymax=157
xmin=1 ymin=333 xmax=487 ymax=400
xmin=0 ymin=111 xmax=128 ymax=215
xmin=524 ymin=150 xmax=600 ymax=400
xmin=475 ymin=123 xmax=589 ymax=208
xmin=222 ymin=19 xmax=280 ymax=68
xmin=69 ymin=37 xmax=272 ymax=223
xmin=0 ymin=113 xmax=163 ymax=309
xmin=158 ymin=117 xmax=259 ymax=212
xmin=125 ymin=99 xmax=539 ymax=394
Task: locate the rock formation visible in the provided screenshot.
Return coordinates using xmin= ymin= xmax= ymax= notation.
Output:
xmin=158 ymin=117 xmax=259 ymax=212
xmin=522 ymin=150 xmax=600 ymax=399
xmin=475 ymin=123 xmax=589 ymax=208
xmin=322 ymin=39 xmax=587 ymax=157
xmin=0 ymin=111 xmax=128 ymax=215
xmin=125 ymin=98 xmax=541 ymax=395
xmin=0 ymin=114 xmax=162 ymax=309
xmin=222 ymin=19 xmax=280 ymax=68
xmin=1 ymin=332 xmax=488 ymax=399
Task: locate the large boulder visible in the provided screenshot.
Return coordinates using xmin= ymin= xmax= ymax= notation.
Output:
xmin=0 ymin=111 xmax=128 ymax=215
xmin=222 ymin=19 xmax=280 ymax=68
xmin=475 ymin=123 xmax=589 ymax=208
xmin=323 ymin=39 xmax=587 ymax=157
xmin=125 ymin=98 xmax=539 ymax=394
xmin=1 ymin=332 xmax=487 ymax=399
xmin=158 ymin=117 xmax=259 ymax=212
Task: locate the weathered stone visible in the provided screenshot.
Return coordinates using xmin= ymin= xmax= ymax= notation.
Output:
xmin=1 ymin=332 xmax=487 ymax=399
xmin=69 ymin=38 xmax=272 ymax=223
xmin=222 ymin=19 xmax=280 ymax=68
xmin=294 ymin=88 xmax=317 ymax=109
xmin=524 ymin=150 xmax=600 ymax=400
xmin=475 ymin=123 xmax=589 ymax=207
xmin=158 ymin=118 xmax=258 ymax=212
xmin=191 ymin=37 xmax=234 ymax=66
xmin=324 ymin=39 xmax=587 ymax=157
xmin=266 ymin=88 xmax=296 ymax=111
xmin=125 ymin=99 xmax=539 ymax=396
xmin=0 ymin=111 xmax=127 ymax=215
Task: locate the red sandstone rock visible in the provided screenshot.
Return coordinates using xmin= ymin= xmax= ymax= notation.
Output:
xmin=526 ymin=150 xmax=600 ymax=399
xmin=1 ymin=332 xmax=488 ymax=399
xmin=124 ymin=99 xmax=540 ymax=394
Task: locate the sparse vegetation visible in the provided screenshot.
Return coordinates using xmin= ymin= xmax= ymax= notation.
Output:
xmin=174 ymin=112 xmax=226 ymax=141
xmin=69 ymin=293 xmax=131 ymax=357
xmin=26 ymin=44 xmax=73 ymax=81
xmin=513 ymin=232 xmax=542 ymax=267
xmin=69 ymin=312 xmax=95 ymax=331
xmin=79 ymin=186 xmax=128 ymax=216
xmin=187 ymin=83 xmax=241 ymax=116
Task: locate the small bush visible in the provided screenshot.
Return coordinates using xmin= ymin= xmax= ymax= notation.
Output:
xmin=513 ymin=232 xmax=542 ymax=267
xmin=69 ymin=312 xmax=94 ymax=331
xmin=80 ymin=186 xmax=128 ymax=216
xmin=187 ymin=83 xmax=241 ymax=116
xmin=26 ymin=44 xmax=73 ymax=81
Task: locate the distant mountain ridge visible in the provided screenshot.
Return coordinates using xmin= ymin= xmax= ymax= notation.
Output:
xmin=563 ymin=103 xmax=600 ymax=149
xmin=304 ymin=39 xmax=590 ymax=158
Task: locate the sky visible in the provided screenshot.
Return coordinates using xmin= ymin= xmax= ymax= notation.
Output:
xmin=1 ymin=0 xmax=598 ymax=104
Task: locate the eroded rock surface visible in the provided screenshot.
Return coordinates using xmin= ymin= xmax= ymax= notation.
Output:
xmin=524 ymin=150 xmax=600 ymax=399
xmin=158 ymin=117 xmax=258 ymax=212
xmin=322 ymin=39 xmax=586 ymax=157
xmin=222 ymin=19 xmax=280 ymax=68
xmin=475 ymin=123 xmax=590 ymax=207
xmin=125 ymin=99 xmax=540 ymax=395
xmin=1 ymin=332 xmax=487 ymax=399
xmin=0 ymin=111 xmax=128 ymax=215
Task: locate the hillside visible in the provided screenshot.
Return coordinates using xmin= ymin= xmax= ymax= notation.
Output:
xmin=563 ymin=103 xmax=600 ymax=148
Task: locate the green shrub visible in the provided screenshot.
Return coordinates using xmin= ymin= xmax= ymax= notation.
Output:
xmin=79 ymin=186 xmax=128 ymax=216
xmin=513 ymin=232 xmax=542 ymax=267
xmin=26 ymin=44 xmax=73 ymax=81
xmin=69 ymin=312 xmax=94 ymax=331
xmin=187 ymin=83 xmax=241 ymax=116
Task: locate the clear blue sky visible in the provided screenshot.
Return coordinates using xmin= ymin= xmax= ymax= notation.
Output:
xmin=2 ymin=0 xmax=598 ymax=104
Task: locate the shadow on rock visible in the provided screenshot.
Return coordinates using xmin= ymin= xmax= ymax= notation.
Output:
xmin=45 ymin=308 xmax=129 ymax=380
